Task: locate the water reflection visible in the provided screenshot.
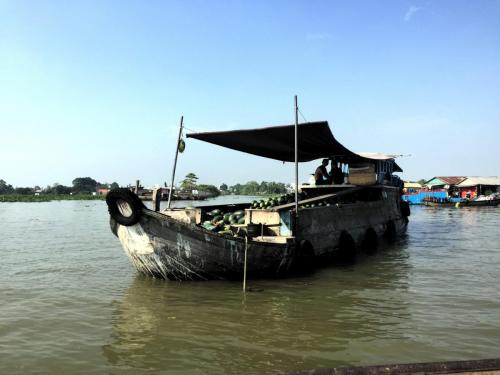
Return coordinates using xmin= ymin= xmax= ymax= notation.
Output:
xmin=103 ymin=242 xmax=412 ymax=374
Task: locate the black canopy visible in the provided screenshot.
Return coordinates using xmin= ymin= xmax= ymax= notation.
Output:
xmin=187 ymin=121 xmax=358 ymax=162
xmin=186 ymin=121 xmax=402 ymax=171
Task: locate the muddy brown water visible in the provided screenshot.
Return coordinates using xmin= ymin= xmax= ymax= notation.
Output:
xmin=1 ymin=199 xmax=499 ymax=374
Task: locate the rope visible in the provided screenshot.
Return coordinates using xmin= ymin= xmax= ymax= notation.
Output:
xmin=182 ymin=125 xmax=198 ymax=133
xmin=298 ymin=108 xmax=308 ymax=123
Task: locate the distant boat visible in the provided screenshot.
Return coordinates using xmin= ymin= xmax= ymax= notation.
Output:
xmin=423 ymin=193 xmax=500 ymax=208
xmin=137 ymin=189 xmax=213 ymax=201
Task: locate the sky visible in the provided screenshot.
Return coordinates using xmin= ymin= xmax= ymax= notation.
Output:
xmin=1 ymin=0 xmax=499 ymax=188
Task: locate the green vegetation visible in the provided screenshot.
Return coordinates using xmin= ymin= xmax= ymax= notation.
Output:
xmin=0 ymin=194 xmax=105 ymax=203
xmin=0 ymin=177 xmax=118 ymax=203
xmin=180 ymin=173 xmax=199 ymax=191
xmin=197 ymin=184 xmax=220 ymax=197
xmin=227 ymin=181 xmax=289 ymax=195
xmin=179 ymin=173 xmax=290 ymax=198
xmin=178 ymin=173 xmax=220 ymax=198
xmin=72 ymin=177 xmax=98 ymax=193
xmin=0 ymin=179 xmax=15 ymax=194
xmin=1 ymin=174 xmax=290 ymax=203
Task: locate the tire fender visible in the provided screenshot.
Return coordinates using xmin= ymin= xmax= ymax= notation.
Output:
xmin=106 ymin=188 xmax=145 ymax=226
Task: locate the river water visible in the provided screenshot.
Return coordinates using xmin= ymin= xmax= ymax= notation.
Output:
xmin=1 ymin=199 xmax=499 ymax=374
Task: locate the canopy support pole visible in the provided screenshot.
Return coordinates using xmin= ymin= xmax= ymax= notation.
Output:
xmin=294 ymin=95 xmax=299 ymax=217
xmin=167 ymin=116 xmax=184 ymax=208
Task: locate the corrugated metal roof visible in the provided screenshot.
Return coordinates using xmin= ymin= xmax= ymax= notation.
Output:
xmin=425 ymin=178 xmax=446 ymax=186
xmin=356 ymin=152 xmax=400 ymax=160
xmin=438 ymin=176 xmax=466 ymax=185
xmin=356 ymin=152 xmax=403 ymax=172
xmin=457 ymin=177 xmax=500 ymax=187
xmin=425 ymin=176 xmax=466 ymax=186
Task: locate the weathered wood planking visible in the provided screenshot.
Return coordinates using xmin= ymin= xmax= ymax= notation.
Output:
xmin=271 ymin=358 xmax=500 ymax=375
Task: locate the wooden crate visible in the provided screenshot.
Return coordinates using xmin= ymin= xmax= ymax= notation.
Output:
xmin=348 ymin=164 xmax=376 ymax=185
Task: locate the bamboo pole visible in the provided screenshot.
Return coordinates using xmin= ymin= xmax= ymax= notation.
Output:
xmin=167 ymin=116 xmax=184 ymax=208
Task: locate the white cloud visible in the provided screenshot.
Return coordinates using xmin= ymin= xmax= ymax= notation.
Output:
xmin=306 ymin=32 xmax=330 ymax=41
xmin=404 ymin=6 xmax=420 ymax=22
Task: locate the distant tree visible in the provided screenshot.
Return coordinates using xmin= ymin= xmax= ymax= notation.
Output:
xmin=14 ymin=187 xmax=34 ymax=195
xmin=44 ymin=183 xmax=58 ymax=194
xmin=197 ymin=184 xmax=220 ymax=197
xmin=265 ymin=181 xmax=287 ymax=194
xmin=241 ymin=181 xmax=259 ymax=195
xmin=259 ymin=181 xmax=268 ymax=193
xmin=230 ymin=183 xmax=242 ymax=194
xmin=180 ymin=173 xmax=198 ymax=191
xmin=72 ymin=177 xmax=98 ymax=193
xmin=42 ymin=183 xmax=70 ymax=194
xmin=110 ymin=182 xmax=119 ymax=190
xmin=53 ymin=184 xmax=72 ymax=194
xmin=0 ymin=179 xmax=14 ymax=194
xmin=417 ymin=179 xmax=426 ymax=185
xmin=228 ymin=181 xmax=288 ymax=195
xmin=34 ymin=185 xmax=41 ymax=191
xmin=219 ymin=183 xmax=228 ymax=192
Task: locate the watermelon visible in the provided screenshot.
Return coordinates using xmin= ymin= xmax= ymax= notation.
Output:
xmin=212 ymin=215 xmax=223 ymax=223
xmin=202 ymin=222 xmax=217 ymax=231
xmin=210 ymin=209 xmax=221 ymax=217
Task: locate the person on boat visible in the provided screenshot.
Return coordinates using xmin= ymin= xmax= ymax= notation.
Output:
xmin=330 ymin=162 xmax=344 ymax=185
xmin=314 ymin=159 xmax=331 ymax=185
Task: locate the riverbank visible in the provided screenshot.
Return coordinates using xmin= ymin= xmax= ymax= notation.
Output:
xmin=0 ymin=194 xmax=105 ymax=202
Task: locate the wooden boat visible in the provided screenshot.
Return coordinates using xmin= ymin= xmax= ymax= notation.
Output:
xmin=423 ymin=198 xmax=500 ymax=208
xmin=277 ymin=358 xmax=500 ymax=375
xmin=106 ymin=121 xmax=409 ymax=281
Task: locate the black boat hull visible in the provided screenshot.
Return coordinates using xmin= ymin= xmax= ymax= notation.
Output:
xmin=110 ymin=187 xmax=408 ymax=280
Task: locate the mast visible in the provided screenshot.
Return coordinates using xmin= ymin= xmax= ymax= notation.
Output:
xmin=294 ymin=95 xmax=299 ymax=216
xmin=167 ymin=116 xmax=184 ymax=208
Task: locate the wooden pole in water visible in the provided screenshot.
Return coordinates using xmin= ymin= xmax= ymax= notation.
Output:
xmin=243 ymin=236 xmax=248 ymax=292
xmin=294 ymin=95 xmax=299 ymax=217
xmin=167 ymin=116 xmax=184 ymax=208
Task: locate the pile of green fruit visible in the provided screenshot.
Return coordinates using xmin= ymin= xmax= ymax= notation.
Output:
xmin=251 ymin=194 xmax=295 ymax=209
xmin=200 ymin=208 xmax=246 ymax=234
xmin=299 ymin=201 xmax=332 ymax=209
xmin=247 ymin=193 xmax=336 ymax=211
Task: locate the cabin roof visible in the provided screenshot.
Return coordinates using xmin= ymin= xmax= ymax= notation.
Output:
xmin=456 ymin=176 xmax=500 ymax=187
xmin=357 ymin=152 xmax=401 ymax=160
xmin=187 ymin=121 xmax=403 ymax=171
xmin=425 ymin=176 xmax=466 ymax=186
